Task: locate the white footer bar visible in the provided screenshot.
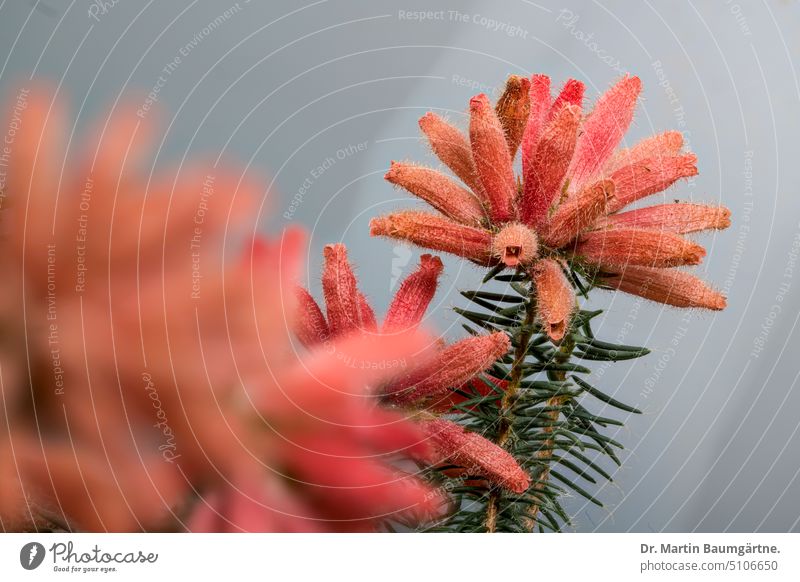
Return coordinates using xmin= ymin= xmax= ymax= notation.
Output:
xmin=1 ymin=533 xmax=798 ymax=581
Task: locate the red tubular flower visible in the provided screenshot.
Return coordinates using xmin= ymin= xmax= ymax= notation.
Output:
xmin=382 ymin=254 xmax=444 ymax=334
xmin=539 ymin=180 xmax=615 ymax=248
xmin=421 ymin=418 xmax=531 ymax=494
xmin=384 ymin=333 xmax=511 ymax=406
xmin=607 ymin=154 xmax=699 ymax=212
xmin=567 ymin=75 xmax=641 ymax=190
xmin=606 ymin=130 xmax=685 ymax=173
xmin=419 ymin=112 xmax=486 ymax=200
xmin=470 ymin=94 xmax=516 ymax=222
xmin=371 ymin=73 xmax=729 ymax=336
xmin=532 ymin=259 xmax=575 ymax=342
xmin=0 ymin=86 xmax=441 ymax=533
xmin=597 ymin=266 xmax=726 ymax=310
xmin=495 ymin=75 xmax=531 ymax=157
xmin=322 ymin=244 xmax=362 ymax=336
xmin=521 ymin=103 xmax=582 ymax=227
xmin=597 ymin=203 xmax=731 ymax=234
xmin=575 ymin=229 xmax=706 ymax=268
xmin=297 ymin=247 xmax=445 ymax=346
xmin=385 ymin=161 xmax=486 ymax=226
xmin=370 ymin=211 xmax=494 ymax=265
xmin=295 ymin=248 xmax=528 ymax=492
xmin=521 ymin=74 xmax=552 ymax=174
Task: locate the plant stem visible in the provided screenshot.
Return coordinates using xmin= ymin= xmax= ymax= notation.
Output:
xmin=484 ymin=290 xmax=538 ymax=532
xmin=526 ymin=337 xmax=575 ymax=530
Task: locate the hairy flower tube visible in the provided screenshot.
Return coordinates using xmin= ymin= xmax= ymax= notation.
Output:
xmin=0 ymin=87 xmax=442 ymax=532
xmin=371 ymin=74 xmax=730 ymax=339
xmin=295 ymin=245 xmax=530 ymax=494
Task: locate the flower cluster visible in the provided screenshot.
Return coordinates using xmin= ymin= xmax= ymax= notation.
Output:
xmin=371 ymin=74 xmax=729 ymax=340
xmin=0 ymin=87 xmax=440 ymax=532
xmin=295 ymin=245 xmax=530 ymax=494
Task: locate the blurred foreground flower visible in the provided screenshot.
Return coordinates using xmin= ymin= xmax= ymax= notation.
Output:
xmin=372 ymin=74 xmax=729 ymax=340
xmin=0 ymin=87 xmax=439 ymax=532
xmin=295 ymin=245 xmax=529 ymax=494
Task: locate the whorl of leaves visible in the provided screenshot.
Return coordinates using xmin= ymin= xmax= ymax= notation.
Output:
xmin=410 ymin=265 xmax=647 ymax=533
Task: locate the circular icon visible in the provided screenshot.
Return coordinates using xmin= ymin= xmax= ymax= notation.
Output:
xmin=19 ymin=542 xmax=46 ymax=570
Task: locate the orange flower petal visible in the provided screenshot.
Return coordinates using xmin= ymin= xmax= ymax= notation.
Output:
xmin=495 ymin=75 xmax=531 ymax=158
xmin=574 ymin=228 xmax=706 ymax=268
xmin=419 ymin=112 xmax=485 ymax=200
xmin=370 ymin=211 xmax=494 ymax=265
xmin=599 ymin=266 xmax=726 ymax=310
xmin=540 ymin=180 xmax=615 ymax=248
xmin=386 ymin=333 xmax=510 ymax=406
xmin=569 ymin=75 xmax=642 ymax=190
xmin=532 ymin=259 xmax=575 ymax=341
xmin=598 ymin=203 xmax=731 ymax=234
xmin=607 ymin=154 xmax=698 ymax=213
xmin=520 ymin=103 xmax=581 ymax=226
xmin=385 ymin=161 xmax=486 ymax=226
xmin=470 ymin=93 xmax=516 ymax=222
xmin=321 ymin=244 xmax=361 ymax=336
xmin=521 ymin=74 xmax=552 ymax=176
xmin=605 ymin=130 xmax=684 ymax=174
xmin=421 ymin=418 xmax=530 ymax=494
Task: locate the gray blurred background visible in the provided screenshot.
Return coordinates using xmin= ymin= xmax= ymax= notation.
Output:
xmin=1 ymin=0 xmax=798 ymax=532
